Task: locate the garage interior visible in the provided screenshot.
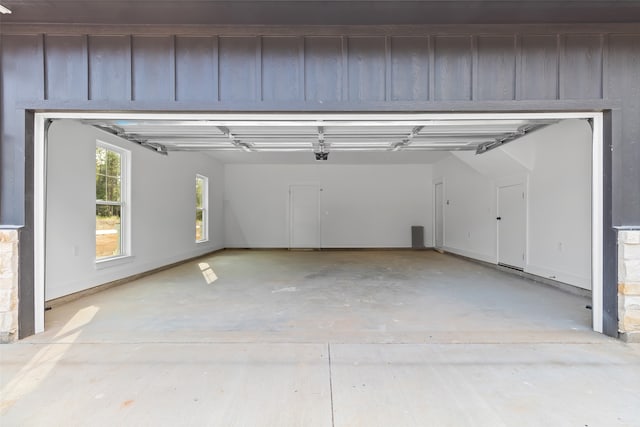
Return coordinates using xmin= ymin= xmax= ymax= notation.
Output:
xmin=39 ymin=113 xmax=595 ymax=341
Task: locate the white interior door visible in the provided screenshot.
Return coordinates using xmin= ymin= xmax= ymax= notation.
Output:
xmin=289 ymin=185 xmax=320 ymax=249
xmin=434 ymin=182 xmax=444 ymax=249
xmin=497 ymin=183 xmax=526 ymax=269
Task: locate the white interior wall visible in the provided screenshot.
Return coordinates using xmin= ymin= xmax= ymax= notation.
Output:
xmin=224 ymin=164 xmax=432 ymax=248
xmin=433 ymin=119 xmax=592 ymax=289
xmin=526 ymin=121 xmax=592 ymax=287
xmin=45 ymin=120 xmax=224 ymax=300
xmin=432 ymin=156 xmax=498 ymax=262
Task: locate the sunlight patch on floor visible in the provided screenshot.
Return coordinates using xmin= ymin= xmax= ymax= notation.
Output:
xmin=0 ymin=306 xmax=99 ymax=413
xmin=198 ymin=262 xmax=218 ymax=284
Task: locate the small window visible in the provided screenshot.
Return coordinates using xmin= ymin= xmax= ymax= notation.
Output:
xmin=96 ymin=142 xmax=128 ymax=260
xmin=196 ymin=175 xmax=208 ymax=242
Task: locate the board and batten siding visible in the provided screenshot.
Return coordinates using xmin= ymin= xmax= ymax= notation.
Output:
xmin=1 ymin=30 xmax=639 ymax=226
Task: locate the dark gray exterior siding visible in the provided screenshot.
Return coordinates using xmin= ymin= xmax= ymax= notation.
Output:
xmin=1 ymin=26 xmax=639 ymax=227
xmin=4 ymin=1 xmax=640 ymax=26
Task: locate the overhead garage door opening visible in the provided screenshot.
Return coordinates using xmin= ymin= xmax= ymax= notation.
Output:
xmin=33 ymin=112 xmax=603 ymax=341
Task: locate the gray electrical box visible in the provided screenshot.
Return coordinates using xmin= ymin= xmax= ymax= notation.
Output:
xmin=411 ymin=226 xmax=424 ymax=249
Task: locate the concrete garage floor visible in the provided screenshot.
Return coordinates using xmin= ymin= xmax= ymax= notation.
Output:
xmin=2 ymin=250 xmax=640 ymax=426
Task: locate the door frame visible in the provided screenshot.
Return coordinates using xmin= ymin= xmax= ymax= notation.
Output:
xmin=30 ymin=110 xmax=605 ymax=335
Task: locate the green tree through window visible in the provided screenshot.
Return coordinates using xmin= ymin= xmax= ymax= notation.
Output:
xmin=96 ymin=144 xmax=125 ymax=259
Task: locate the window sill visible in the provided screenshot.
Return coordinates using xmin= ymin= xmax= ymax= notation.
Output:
xmin=95 ymin=255 xmax=135 ymax=270
xmin=196 ymin=239 xmax=209 ymax=244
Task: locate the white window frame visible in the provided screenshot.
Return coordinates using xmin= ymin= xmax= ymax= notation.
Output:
xmin=95 ymin=140 xmax=131 ymax=265
xmin=196 ymin=174 xmax=209 ymax=243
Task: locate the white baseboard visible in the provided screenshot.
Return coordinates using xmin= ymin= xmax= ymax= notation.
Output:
xmin=46 ymin=244 xmax=224 ymax=301
xmin=441 ymin=246 xmax=496 ymax=264
xmin=525 ymin=264 xmax=591 ymax=290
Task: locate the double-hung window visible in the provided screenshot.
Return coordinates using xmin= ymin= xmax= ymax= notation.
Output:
xmin=96 ymin=142 xmax=128 ymax=260
xmin=196 ymin=175 xmax=208 ymax=242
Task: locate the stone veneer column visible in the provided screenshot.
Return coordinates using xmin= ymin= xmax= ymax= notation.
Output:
xmin=0 ymin=228 xmax=19 ymax=343
xmin=618 ymin=230 xmax=640 ymax=342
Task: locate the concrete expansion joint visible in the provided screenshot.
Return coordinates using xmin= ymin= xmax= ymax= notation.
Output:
xmin=327 ymin=342 xmax=335 ymax=427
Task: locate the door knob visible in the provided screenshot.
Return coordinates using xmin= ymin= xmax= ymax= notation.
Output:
xmin=496 ymin=217 xmax=502 ymax=220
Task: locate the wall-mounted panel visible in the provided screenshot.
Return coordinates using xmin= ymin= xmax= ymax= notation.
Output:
xmin=175 ymin=36 xmax=216 ymax=102
xmin=132 ymin=36 xmax=174 ymax=101
xmin=219 ymin=37 xmax=257 ymax=102
xmin=88 ymin=36 xmax=131 ymax=101
xmin=304 ymin=37 xmax=342 ymax=102
xmin=1 ymin=35 xmax=45 ymax=107
xmin=561 ymin=34 xmax=603 ymax=100
xmin=476 ymin=36 xmax=515 ymax=100
xmin=608 ymin=35 xmax=640 ymax=225
xmin=390 ymin=37 xmax=429 ymax=101
xmin=434 ymin=36 xmax=472 ymax=101
xmin=347 ymin=37 xmax=385 ymax=102
xmin=608 ymin=35 xmax=640 ymax=135
xmin=262 ymin=37 xmax=300 ymax=101
xmin=45 ymin=35 xmax=87 ymax=101
xmin=520 ymin=35 xmax=558 ymax=100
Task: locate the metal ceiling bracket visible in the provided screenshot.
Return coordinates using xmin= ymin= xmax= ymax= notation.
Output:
xmin=218 ymin=125 xmax=253 ymax=152
xmin=140 ymin=141 xmax=168 ymax=154
xmin=475 ymin=122 xmax=556 ymax=155
xmin=390 ymin=126 xmax=424 ymax=151
xmin=85 ymin=122 xmax=168 ymax=155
